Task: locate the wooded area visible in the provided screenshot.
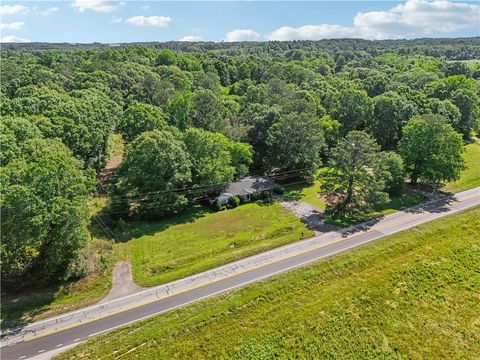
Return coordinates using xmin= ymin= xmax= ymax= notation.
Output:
xmin=1 ymin=38 xmax=479 ymax=289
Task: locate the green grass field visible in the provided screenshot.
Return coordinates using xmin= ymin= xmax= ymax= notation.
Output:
xmin=115 ymin=202 xmax=313 ymax=286
xmin=445 ymin=142 xmax=480 ymax=193
xmin=59 ymin=206 xmax=480 ymax=360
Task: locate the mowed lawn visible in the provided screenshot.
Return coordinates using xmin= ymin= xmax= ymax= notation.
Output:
xmin=283 ymin=178 xmax=326 ymax=209
xmin=445 ymin=142 xmax=480 ymax=193
xmin=59 ymin=207 xmax=480 ymax=360
xmin=116 ymin=202 xmax=313 ymax=286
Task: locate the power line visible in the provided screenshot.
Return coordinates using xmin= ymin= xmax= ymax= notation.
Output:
xmin=96 ymin=176 xmax=317 ymax=217
xmin=93 ymin=216 xmax=120 ymax=243
xmin=103 ymin=167 xmax=313 ymax=205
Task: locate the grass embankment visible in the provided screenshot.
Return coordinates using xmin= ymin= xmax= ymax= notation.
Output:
xmin=59 ymin=207 xmax=480 ymax=360
xmin=1 ymin=202 xmax=311 ymax=327
xmin=445 ymin=142 xmax=480 ymax=193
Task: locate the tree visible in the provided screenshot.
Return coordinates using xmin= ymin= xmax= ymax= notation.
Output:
xmin=1 ymin=86 xmax=120 ymax=170
xmin=332 ymin=88 xmax=373 ymax=134
xmin=322 ymin=131 xmax=389 ymax=217
xmin=244 ymin=104 xmax=281 ymax=168
xmin=118 ymin=130 xmax=191 ymax=218
xmin=190 ymin=89 xmax=225 ymax=132
xmin=193 ymin=72 xmax=221 ymax=94
xmin=380 ymin=152 xmax=405 ymax=195
xmin=399 ymin=115 xmax=465 ymax=186
xmin=265 ymin=113 xmax=325 ymax=175
xmin=427 ymin=98 xmax=461 ymax=128
xmin=156 ymin=49 xmax=177 ymax=66
xmin=183 ymin=128 xmax=253 ymax=187
xmin=425 ymin=75 xmax=479 ymax=139
xmin=371 ymin=91 xmax=417 ymax=150
xmin=451 ymin=88 xmax=478 ymax=138
xmin=1 ymin=137 xmax=93 ymax=288
xmin=183 ymin=128 xmax=235 ymax=188
xmin=0 ymin=116 xmax=43 ymax=164
xmin=167 ymin=91 xmax=192 ymax=130
xmin=228 ymin=140 xmax=253 ymax=179
xmin=118 ymin=103 xmax=167 ymax=142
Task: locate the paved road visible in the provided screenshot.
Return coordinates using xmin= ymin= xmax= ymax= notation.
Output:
xmin=2 ymin=187 xmax=479 ymax=360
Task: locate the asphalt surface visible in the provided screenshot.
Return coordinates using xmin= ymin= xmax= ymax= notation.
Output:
xmin=2 ymin=187 xmax=479 ymax=360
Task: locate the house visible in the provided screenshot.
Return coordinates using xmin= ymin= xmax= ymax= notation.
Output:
xmin=216 ymin=176 xmax=276 ymax=205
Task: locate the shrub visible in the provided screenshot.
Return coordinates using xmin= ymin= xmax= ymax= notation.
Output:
xmin=228 ymin=195 xmax=241 ymax=208
xmin=213 ymin=199 xmax=223 ymax=211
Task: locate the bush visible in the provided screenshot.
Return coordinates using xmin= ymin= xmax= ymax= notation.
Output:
xmin=115 ymin=218 xmax=126 ymax=232
xmin=227 ymin=195 xmax=241 ymax=208
xmin=262 ymin=191 xmax=274 ymax=203
xmin=273 ymin=186 xmax=285 ymax=195
xmin=213 ymin=199 xmax=223 ymax=211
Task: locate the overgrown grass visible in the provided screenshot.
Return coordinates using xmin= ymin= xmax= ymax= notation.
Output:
xmin=115 ymin=202 xmax=313 ymax=286
xmin=108 ymin=133 xmax=124 ymax=158
xmin=1 ymin=237 xmax=115 ymax=328
xmin=58 ymin=207 xmax=480 ymax=360
xmin=445 ymin=142 xmax=480 ymax=193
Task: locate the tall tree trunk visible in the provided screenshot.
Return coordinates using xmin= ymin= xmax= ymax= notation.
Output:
xmin=339 ymin=176 xmax=354 ymax=214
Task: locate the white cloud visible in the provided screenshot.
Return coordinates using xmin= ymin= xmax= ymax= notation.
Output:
xmin=0 ymin=21 xmax=25 ymax=30
xmin=125 ymin=15 xmax=172 ymax=27
xmin=41 ymin=7 xmax=60 ymax=16
xmin=0 ymin=4 xmax=28 ymax=15
xmin=354 ymin=0 xmax=480 ymax=39
xmin=268 ymin=25 xmax=356 ymax=41
xmin=225 ymin=29 xmax=260 ymax=42
xmin=0 ymin=35 xmax=30 ymax=43
xmin=110 ymin=16 xmax=123 ymax=23
xmin=268 ymin=0 xmax=480 ymax=41
xmin=179 ymin=35 xmax=203 ymax=42
xmin=72 ymin=0 xmax=120 ymax=13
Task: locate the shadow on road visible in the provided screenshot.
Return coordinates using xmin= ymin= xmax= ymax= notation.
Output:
xmin=403 ymin=195 xmax=456 ymax=214
xmin=339 ymin=217 xmax=384 ymax=238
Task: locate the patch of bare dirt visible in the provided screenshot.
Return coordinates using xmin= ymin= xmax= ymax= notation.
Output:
xmin=99 ymin=261 xmax=144 ymax=303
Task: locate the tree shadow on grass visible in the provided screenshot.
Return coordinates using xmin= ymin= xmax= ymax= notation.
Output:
xmin=1 ymin=284 xmax=61 ymax=331
xmin=282 ymin=181 xmax=315 ymax=202
xmin=94 ymin=204 xmax=210 ymax=243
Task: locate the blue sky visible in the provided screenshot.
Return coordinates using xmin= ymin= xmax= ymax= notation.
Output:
xmin=0 ymin=1 xmax=479 ymax=43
